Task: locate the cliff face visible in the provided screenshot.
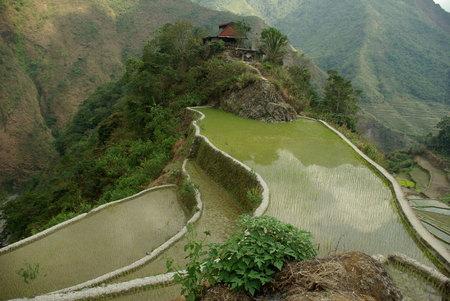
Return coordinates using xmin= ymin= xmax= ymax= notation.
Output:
xmin=220 ymin=78 xmax=298 ymax=123
xmin=0 ymin=0 xmax=266 ymax=187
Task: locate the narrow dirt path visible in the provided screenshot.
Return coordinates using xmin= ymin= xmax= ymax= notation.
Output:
xmin=416 ymin=156 xmax=450 ymax=198
xmin=244 ymin=62 xmax=268 ymax=81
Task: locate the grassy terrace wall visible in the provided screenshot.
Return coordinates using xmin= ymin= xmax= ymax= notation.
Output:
xmin=191 ymin=137 xmax=261 ymax=212
xmin=187 ymin=107 xmax=269 ymax=216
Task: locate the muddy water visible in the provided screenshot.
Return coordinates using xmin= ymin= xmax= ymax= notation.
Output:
xmin=196 ymin=108 xmax=430 ymax=264
xmin=0 ymin=187 xmax=184 ymax=300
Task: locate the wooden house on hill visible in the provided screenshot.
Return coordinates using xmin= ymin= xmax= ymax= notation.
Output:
xmin=217 ymin=22 xmax=248 ymax=39
xmin=203 ymin=22 xmax=257 ymax=61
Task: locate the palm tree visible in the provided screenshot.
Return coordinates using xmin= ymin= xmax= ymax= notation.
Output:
xmin=259 ymin=28 xmax=288 ymax=65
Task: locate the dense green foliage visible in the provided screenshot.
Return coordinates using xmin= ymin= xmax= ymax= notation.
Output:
xmin=318 ymin=69 xmax=361 ymax=131
xmin=426 ymin=116 xmax=450 ymax=156
xmin=0 ymin=0 xmax=266 ymax=188
xmin=384 ymin=151 xmax=415 ymax=174
xmin=205 ymin=215 xmax=316 ymax=295
xmin=169 ymin=215 xmax=317 ymax=298
xmin=259 ymin=27 xmax=288 ymax=65
xmin=2 ymin=21 xmax=257 ymax=242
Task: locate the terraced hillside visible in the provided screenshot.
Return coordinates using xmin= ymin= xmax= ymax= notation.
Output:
xmin=1 ymin=108 xmax=447 ymax=300
xmin=191 ymin=0 xmax=450 ymax=150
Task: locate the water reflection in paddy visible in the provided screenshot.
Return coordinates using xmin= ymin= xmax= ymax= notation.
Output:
xmin=197 ymin=108 xmax=430 ymax=264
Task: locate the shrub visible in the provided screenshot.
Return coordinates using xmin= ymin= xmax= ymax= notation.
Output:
xmin=204 ymin=215 xmax=317 ymax=295
xmin=179 ymin=180 xmax=198 ymax=213
xmin=398 ymin=179 xmax=415 ymax=188
xmin=169 ymin=216 xmax=317 ymax=299
xmin=246 ymin=187 xmax=262 ymax=207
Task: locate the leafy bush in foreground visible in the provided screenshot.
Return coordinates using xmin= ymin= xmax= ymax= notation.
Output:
xmin=168 ymin=215 xmax=317 ymax=299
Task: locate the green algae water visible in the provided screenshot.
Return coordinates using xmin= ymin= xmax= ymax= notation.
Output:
xmin=196 ymin=108 xmax=430 ymax=263
xmin=110 ymin=161 xmax=244 ymax=286
xmin=0 ymin=187 xmax=185 ymax=300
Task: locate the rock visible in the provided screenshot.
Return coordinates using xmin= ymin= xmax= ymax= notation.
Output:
xmin=201 ymin=252 xmax=402 ymax=301
xmin=219 ymin=79 xmax=298 ymax=123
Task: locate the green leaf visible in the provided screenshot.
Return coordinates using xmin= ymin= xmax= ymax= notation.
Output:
xmin=274 ymin=260 xmax=283 ymax=271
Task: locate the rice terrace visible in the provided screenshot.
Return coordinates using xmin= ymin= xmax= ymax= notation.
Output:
xmin=1 ymin=0 xmax=449 ymax=299
xmin=0 ymin=107 xmax=448 ymax=300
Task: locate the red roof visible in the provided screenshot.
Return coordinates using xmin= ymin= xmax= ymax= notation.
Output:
xmin=218 ymin=22 xmax=246 ymax=38
xmin=219 ymin=22 xmax=235 ymax=29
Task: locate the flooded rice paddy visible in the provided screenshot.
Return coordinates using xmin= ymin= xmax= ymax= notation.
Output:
xmin=110 ymin=160 xmax=244 ymax=287
xmin=1 ymin=108 xmax=444 ymax=300
xmin=196 ymin=108 xmax=430 ymax=263
xmin=410 ymin=198 xmax=450 ymax=249
xmin=0 ymin=187 xmax=184 ymax=300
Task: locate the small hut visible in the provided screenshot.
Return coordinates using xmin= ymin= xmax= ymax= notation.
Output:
xmin=203 ymin=22 xmax=257 ymax=60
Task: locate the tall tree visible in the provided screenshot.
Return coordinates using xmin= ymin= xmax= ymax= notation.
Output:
xmin=234 ymin=20 xmax=251 ymax=47
xmin=428 ymin=116 xmax=450 ymax=155
xmin=259 ymin=27 xmax=288 ymax=65
xmin=323 ymin=69 xmax=361 ymax=130
xmin=435 ymin=116 xmax=450 ymax=155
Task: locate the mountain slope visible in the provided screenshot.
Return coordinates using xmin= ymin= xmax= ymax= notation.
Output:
xmin=191 ymin=0 xmax=450 ymax=150
xmin=0 ymin=0 xmax=266 ymax=188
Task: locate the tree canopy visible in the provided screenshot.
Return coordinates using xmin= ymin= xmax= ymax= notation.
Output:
xmin=259 ymin=27 xmax=288 ymax=65
xmin=321 ymin=69 xmax=361 ymax=131
xmin=426 ymin=116 xmax=450 ymax=155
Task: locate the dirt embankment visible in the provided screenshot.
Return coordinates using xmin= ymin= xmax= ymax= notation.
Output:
xmin=416 ymin=155 xmax=450 ymax=199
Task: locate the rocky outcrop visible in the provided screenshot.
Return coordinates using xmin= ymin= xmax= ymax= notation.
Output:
xmin=201 ymin=252 xmax=402 ymax=300
xmin=219 ymin=78 xmax=297 ymax=123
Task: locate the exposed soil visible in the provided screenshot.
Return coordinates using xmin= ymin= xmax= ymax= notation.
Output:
xmin=416 ymin=156 xmax=450 ymax=199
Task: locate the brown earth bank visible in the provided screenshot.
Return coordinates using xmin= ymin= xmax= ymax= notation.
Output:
xmin=198 ymin=252 xmax=402 ymax=301
xmin=422 ymin=150 xmax=450 ymax=171
xmin=416 ymin=155 xmax=450 ymax=199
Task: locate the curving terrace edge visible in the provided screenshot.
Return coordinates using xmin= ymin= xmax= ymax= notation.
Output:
xmin=25 ymin=107 xmax=270 ymax=300
xmin=319 ymin=120 xmax=450 ymax=273
xmin=0 ymin=184 xmax=177 ymax=256
xmin=20 ymin=110 xmax=448 ymax=300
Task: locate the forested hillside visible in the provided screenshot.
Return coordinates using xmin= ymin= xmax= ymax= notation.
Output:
xmin=191 ymin=0 xmax=450 ymax=151
xmin=1 ymin=18 xmax=348 ymax=245
xmin=0 ymin=0 xmax=265 ymax=189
